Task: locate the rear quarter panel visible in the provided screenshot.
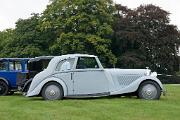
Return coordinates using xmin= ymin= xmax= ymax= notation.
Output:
xmin=26 ymin=77 xmax=68 ymax=97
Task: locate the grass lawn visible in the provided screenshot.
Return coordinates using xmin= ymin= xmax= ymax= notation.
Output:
xmin=0 ymin=84 xmax=180 ymax=120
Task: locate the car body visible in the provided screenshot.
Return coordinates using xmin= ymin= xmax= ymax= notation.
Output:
xmin=0 ymin=58 xmax=29 ymax=95
xmin=26 ymin=54 xmax=165 ymax=100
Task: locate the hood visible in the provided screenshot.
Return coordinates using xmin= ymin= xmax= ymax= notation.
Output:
xmin=105 ymin=68 xmax=149 ymax=76
xmin=104 ymin=68 xmax=150 ymax=89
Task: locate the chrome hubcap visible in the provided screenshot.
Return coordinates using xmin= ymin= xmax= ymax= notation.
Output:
xmin=45 ymin=84 xmax=60 ymax=100
xmin=141 ymin=84 xmax=157 ymax=99
xmin=146 ymin=89 xmax=152 ymax=95
xmin=49 ymin=90 xmax=56 ymax=96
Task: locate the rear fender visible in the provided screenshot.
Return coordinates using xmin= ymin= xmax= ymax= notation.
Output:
xmin=26 ymin=77 xmax=67 ymax=97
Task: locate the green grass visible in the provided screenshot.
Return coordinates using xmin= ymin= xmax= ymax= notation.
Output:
xmin=0 ymin=85 xmax=180 ymax=120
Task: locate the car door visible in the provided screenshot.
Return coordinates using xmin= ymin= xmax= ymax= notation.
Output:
xmin=73 ymin=57 xmax=109 ymax=95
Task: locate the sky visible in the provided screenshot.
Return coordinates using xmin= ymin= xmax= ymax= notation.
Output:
xmin=0 ymin=0 xmax=49 ymax=31
xmin=0 ymin=0 xmax=179 ymax=31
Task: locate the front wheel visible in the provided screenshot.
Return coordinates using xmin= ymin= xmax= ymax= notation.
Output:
xmin=138 ymin=81 xmax=161 ymax=100
xmin=0 ymin=81 xmax=9 ymax=96
xmin=41 ymin=82 xmax=63 ymax=100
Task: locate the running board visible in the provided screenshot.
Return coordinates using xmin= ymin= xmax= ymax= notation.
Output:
xmin=66 ymin=92 xmax=110 ymax=98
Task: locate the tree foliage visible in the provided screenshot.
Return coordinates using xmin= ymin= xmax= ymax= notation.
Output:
xmin=0 ymin=14 xmax=56 ymax=57
xmin=0 ymin=29 xmax=15 ymax=57
xmin=40 ymin=0 xmax=117 ymax=66
xmin=113 ymin=4 xmax=180 ymax=74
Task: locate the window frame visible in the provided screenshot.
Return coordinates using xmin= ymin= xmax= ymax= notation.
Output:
xmin=0 ymin=61 xmax=8 ymax=71
xmin=75 ymin=56 xmax=103 ymax=71
xmin=55 ymin=58 xmax=76 ymax=72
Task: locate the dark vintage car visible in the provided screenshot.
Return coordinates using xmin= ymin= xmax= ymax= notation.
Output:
xmin=16 ymin=56 xmax=54 ymax=93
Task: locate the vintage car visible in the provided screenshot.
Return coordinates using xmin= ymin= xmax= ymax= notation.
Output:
xmin=0 ymin=58 xmax=30 ymax=95
xmin=26 ymin=54 xmax=165 ymax=100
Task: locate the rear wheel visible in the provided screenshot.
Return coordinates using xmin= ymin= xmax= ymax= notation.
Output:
xmin=0 ymin=81 xmax=9 ymax=96
xmin=41 ymin=82 xmax=63 ymax=100
xmin=138 ymin=81 xmax=161 ymax=100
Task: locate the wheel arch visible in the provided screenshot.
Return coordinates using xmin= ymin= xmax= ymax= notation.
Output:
xmin=27 ymin=77 xmax=68 ymax=97
xmin=22 ymin=78 xmax=33 ymax=92
xmin=137 ymin=79 xmax=162 ymax=91
xmin=0 ymin=77 xmax=9 ymax=86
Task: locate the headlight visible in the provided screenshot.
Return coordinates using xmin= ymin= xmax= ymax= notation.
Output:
xmin=150 ymin=72 xmax=157 ymax=77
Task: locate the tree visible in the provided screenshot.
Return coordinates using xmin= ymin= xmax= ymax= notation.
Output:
xmin=113 ymin=4 xmax=180 ymax=74
xmin=113 ymin=4 xmax=147 ymax=68
xmin=0 ymin=29 xmax=15 ymax=57
xmin=134 ymin=5 xmax=180 ymax=74
xmin=1 ymin=14 xmax=55 ymax=57
xmin=40 ymin=0 xmax=117 ymax=67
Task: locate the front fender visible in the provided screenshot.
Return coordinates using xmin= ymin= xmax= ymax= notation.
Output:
xmin=138 ymin=76 xmax=164 ymax=90
xmin=26 ymin=77 xmax=68 ymax=97
xmin=110 ymin=76 xmax=164 ymax=95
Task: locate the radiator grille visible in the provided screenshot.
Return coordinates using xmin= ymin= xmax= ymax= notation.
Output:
xmin=117 ymin=75 xmax=142 ymax=87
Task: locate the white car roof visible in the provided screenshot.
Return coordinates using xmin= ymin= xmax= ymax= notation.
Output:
xmin=46 ymin=54 xmax=97 ymax=71
xmin=54 ymin=54 xmax=96 ymax=60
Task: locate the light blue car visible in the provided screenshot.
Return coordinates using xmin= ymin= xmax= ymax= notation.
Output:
xmin=27 ymin=54 xmax=165 ymax=100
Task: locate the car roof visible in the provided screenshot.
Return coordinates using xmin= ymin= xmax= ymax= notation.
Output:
xmin=54 ymin=54 xmax=96 ymax=59
xmin=0 ymin=58 xmax=30 ymax=62
xmin=28 ymin=56 xmax=55 ymax=63
xmin=46 ymin=54 xmax=97 ymax=70
xmin=29 ymin=54 xmax=96 ymax=63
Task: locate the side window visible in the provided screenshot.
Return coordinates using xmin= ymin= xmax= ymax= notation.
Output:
xmin=15 ymin=62 xmax=22 ymax=70
xmin=56 ymin=58 xmax=75 ymax=71
xmin=0 ymin=61 xmax=7 ymax=71
xmin=76 ymin=57 xmax=99 ymax=69
xmin=9 ymin=61 xmax=22 ymax=71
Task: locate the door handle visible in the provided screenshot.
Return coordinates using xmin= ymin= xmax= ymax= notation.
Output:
xmin=71 ymin=72 xmax=73 ymax=80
